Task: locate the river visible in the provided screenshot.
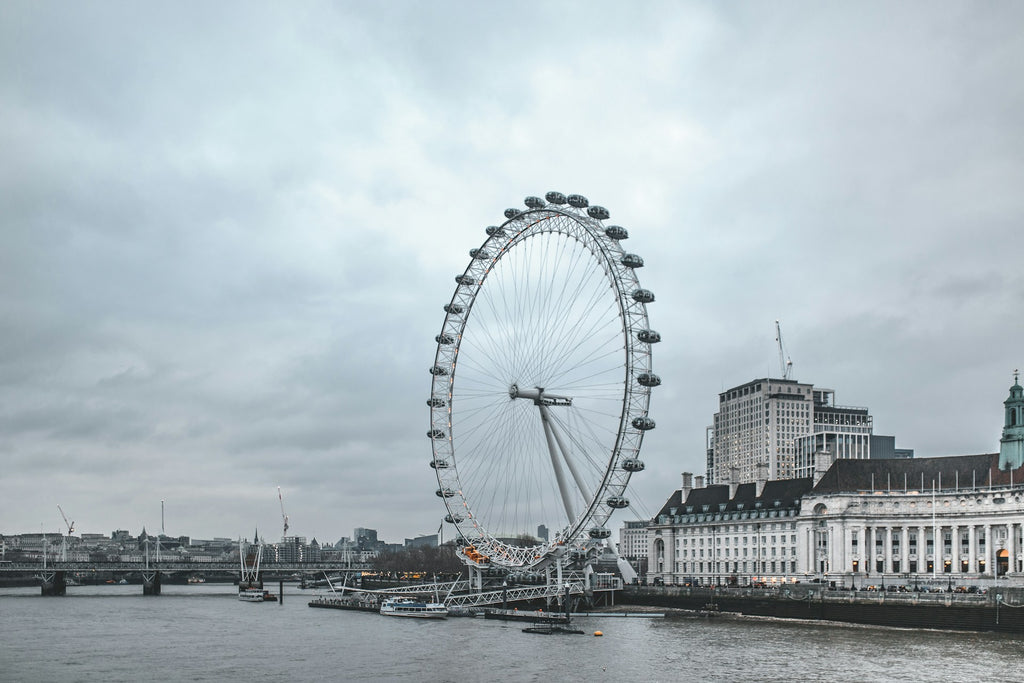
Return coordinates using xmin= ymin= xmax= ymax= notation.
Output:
xmin=1 ymin=584 xmax=1020 ymax=682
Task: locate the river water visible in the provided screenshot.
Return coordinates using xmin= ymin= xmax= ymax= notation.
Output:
xmin=1 ymin=583 xmax=1021 ymax=682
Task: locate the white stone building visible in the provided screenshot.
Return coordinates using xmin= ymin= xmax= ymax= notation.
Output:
xmin=650 ymin=377 xmax=1024 ymax=588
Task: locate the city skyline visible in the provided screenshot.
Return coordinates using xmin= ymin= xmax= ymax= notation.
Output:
xmin=2 ymin=3 xmax=1022 ymax=543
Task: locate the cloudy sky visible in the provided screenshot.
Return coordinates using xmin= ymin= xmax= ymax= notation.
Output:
xmin=2 ymin=2 xmax=1022 ymax=545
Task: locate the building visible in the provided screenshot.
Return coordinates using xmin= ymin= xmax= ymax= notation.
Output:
xmin=650 ymin=375 xmax=1024 ymax=588
xmin=708 ymin=378 xmax=873 ymax=484
xmin=405 ymin=534 xmax=438 ymax=549
xmin=648 ymin=470 xmax=814 ymax=586
xmin=869 ymin=435 xmax=915 ymax=460
xmin=618 ymin=520 xmax=649 ymax=578
xmin=1000 ymin=370 xmax=1024 ymax=470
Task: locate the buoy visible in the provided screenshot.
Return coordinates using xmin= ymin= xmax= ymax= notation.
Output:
xmin=594 ymin=631 xmax=603 ymax=637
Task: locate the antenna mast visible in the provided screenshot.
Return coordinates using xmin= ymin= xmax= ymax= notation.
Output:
xmin=775 ymin=320 xmax=793 ymax=380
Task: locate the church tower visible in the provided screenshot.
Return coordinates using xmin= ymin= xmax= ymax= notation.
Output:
xmin=998 ymin=370 xmax=1024 ymax=470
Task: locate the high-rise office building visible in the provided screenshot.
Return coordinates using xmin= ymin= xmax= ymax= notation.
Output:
xmin=708 ymin=378 xmax=873 ymax=484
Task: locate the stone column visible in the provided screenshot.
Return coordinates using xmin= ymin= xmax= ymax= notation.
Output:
xmin=919 ymin=525 xmax=928 ymax=575
xmin=951 ymin=524 xmax=959 ymax=575
xmin=984 ymin=524 xmax=992 ymax=575
xmin=861 ymin=524 xmax=868 ymax=574
xmin=1010 ymin=523 xmax=1018 ymax=574
xmin=884 ymin=526 xmax=893 ymax=576
xmin=901 ymin=526 xmax=910 ymax=573
xmin=968 ymin=525 xmax=977 ymax=574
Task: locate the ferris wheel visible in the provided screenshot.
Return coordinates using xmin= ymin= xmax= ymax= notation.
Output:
xmin=428 ymin=192 xmax=660 ymax=570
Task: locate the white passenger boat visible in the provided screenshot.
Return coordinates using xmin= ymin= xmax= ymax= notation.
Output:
xmin=379 ymin=597 xmax=448 ymax=619
xmin=238 ymin=587 xmax=265 ymax=603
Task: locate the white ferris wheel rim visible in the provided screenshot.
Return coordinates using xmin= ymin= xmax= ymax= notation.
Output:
xmin=428 ymin=193 xmax=657 ymax=569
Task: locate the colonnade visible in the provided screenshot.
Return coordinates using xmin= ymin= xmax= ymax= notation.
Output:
xmin=821 ymin=521 xmax=1022 ymax=578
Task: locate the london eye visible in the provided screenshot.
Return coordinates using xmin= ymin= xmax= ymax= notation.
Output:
xmin=428 ymin=192 xmax=660 ymax=570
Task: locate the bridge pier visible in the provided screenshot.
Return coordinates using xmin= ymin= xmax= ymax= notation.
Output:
xmin=40 ymin=570 xmax=67 ymax=596
xmin=142 ymin=571 xmax=162 ymax=596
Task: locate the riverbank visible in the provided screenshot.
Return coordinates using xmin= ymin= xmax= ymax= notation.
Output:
xmin=620 ymin=585 xmax=1024 ymax=633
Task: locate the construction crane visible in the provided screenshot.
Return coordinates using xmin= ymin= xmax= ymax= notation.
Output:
xmin=775 ymin=320 xmax=793 ymax=380
xmin=57 ymin=505 xmax=75 ymax=562
xmin=278 ymin=486 xmax=290 ymax=540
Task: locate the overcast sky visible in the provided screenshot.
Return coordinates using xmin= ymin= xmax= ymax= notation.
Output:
xmin=2 ymin=2 xmax=1022 ymax=546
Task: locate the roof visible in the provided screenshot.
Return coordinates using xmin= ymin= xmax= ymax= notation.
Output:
xmin=651 ymin=453 xmax=1024 ymax=521
xmin=810 ymin=453 xmax=1024 ymax=493
xmin=653 ymin=477 xmax=814 ymax=519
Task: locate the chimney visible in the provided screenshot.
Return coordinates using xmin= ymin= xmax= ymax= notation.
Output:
xmin=728 ymin=466 xmax=740 ymax=499
xmin=813 ymin=449 xmax=832 ymax=486
xmin=755 ymin=461 xmax=768 ymax=497
xmin=694 ymin=475 xmax=705 ymax=490
xmin=681 ymin=472 xmax=693 ymax=502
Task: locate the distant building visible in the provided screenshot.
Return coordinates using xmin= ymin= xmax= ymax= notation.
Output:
xmin=618 ymin=520 xmax=649 ymax=578
xmin=354 ymin=528 xmax=379 ymax=549
xmin=870 ymin=435 xmax=914 ymax=460
xmin=537 ymin=525 xmax=549 ymax=542
xmin=405 ymin=534 xmax=438 ymax=548
xmin=708 ymin=378 xmax=874 ymax=484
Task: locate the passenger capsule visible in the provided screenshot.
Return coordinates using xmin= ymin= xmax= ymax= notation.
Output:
xmin=445 ymin=513 xmax=463 ymax=524
xmin=637 ymin=372 xmax=661 ymax=387
xmin=622 ymin=458 xmax=646 ymax=472
xmin=469 ymin=248 xmax=491 ymax=260
xmin=524 ymin=196 xmax=546 ymax=209
xmin=485 ymin=226 xmax=505 ymax=237
xmin=427 ymin=428 xmax=446 ymax=439
xmin=632 ymin=288 xmax=655 ymax=304
xmin=436 ymin=488 xmax=456 ymax=498
xmin=429 ymin=365 xmax=449 ymax=376
xmin=621 ymin=253 xmax=644 ymax=268
xmin=427 ymin=397 xmax=447 ymax=408
xmin=632 ymin=416 xmax=656 ymax=431
xmin=504 ymin=208 xmax=521 ymax=219
xmin=435 ymin=334 xmax=454 ymax=345
xmin=587 ymin=205 xmax=609 ymax=220
xmin=607 ymin=496 xmax=630 ymax=509
xmin=567 ymin=194 xmax=589 ymax=208
xmin=588 ymin=527 xmax=612 ymax=539
xmin=637 ymin=329 xmax=661 ymax=343
xmin=443 ymin=303 xmax=463 ymax=314
xmin=455 ymin=275 xmax=476 ymax=286
xmin=429 ymin=458 xmax=449 ymax=469
xmin=545 ymin=191 xmax=567 ymax=204
xmin=605 ymin=225 xmax=628 ymax=240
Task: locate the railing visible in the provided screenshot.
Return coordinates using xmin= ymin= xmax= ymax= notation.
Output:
xmin=0 ymin=561 xmax=374 ymax=573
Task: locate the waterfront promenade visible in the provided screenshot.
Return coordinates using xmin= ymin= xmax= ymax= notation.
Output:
xmin=623 ymin=583 xmax=1024 ymax=633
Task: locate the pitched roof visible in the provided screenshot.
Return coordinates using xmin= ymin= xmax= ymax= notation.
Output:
xmin=810 ymin=453 xmax=1024 ymax=493
xmin=653 ymin=478 xmax=814 ymax=519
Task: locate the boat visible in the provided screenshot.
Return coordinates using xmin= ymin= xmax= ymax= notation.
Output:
xmin=484 ymin=608 xmax=570 ymax=624
xmin=238 ymin=587 xmax=265 ymax=602
xmin=379 ymin=597 xmax=448 ymax=619
xmin=187 ymin=576 xmax=205 ymax=584
xmin=308 ymin=595 xmax=379 ymax=613
xmin=522 ymin=625 xmax=585 ymax=635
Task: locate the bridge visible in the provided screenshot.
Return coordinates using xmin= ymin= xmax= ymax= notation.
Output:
xmin=0 ymin=560 xmax=372 ymax=596
xmin=320 ymin=572 xmax=623 ymax=609
xmin=2 ymin=561 xmax=623 ymax=607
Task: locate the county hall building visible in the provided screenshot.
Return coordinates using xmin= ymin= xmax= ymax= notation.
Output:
xmin=647 ymin=375 xmax=1024 ymax=587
